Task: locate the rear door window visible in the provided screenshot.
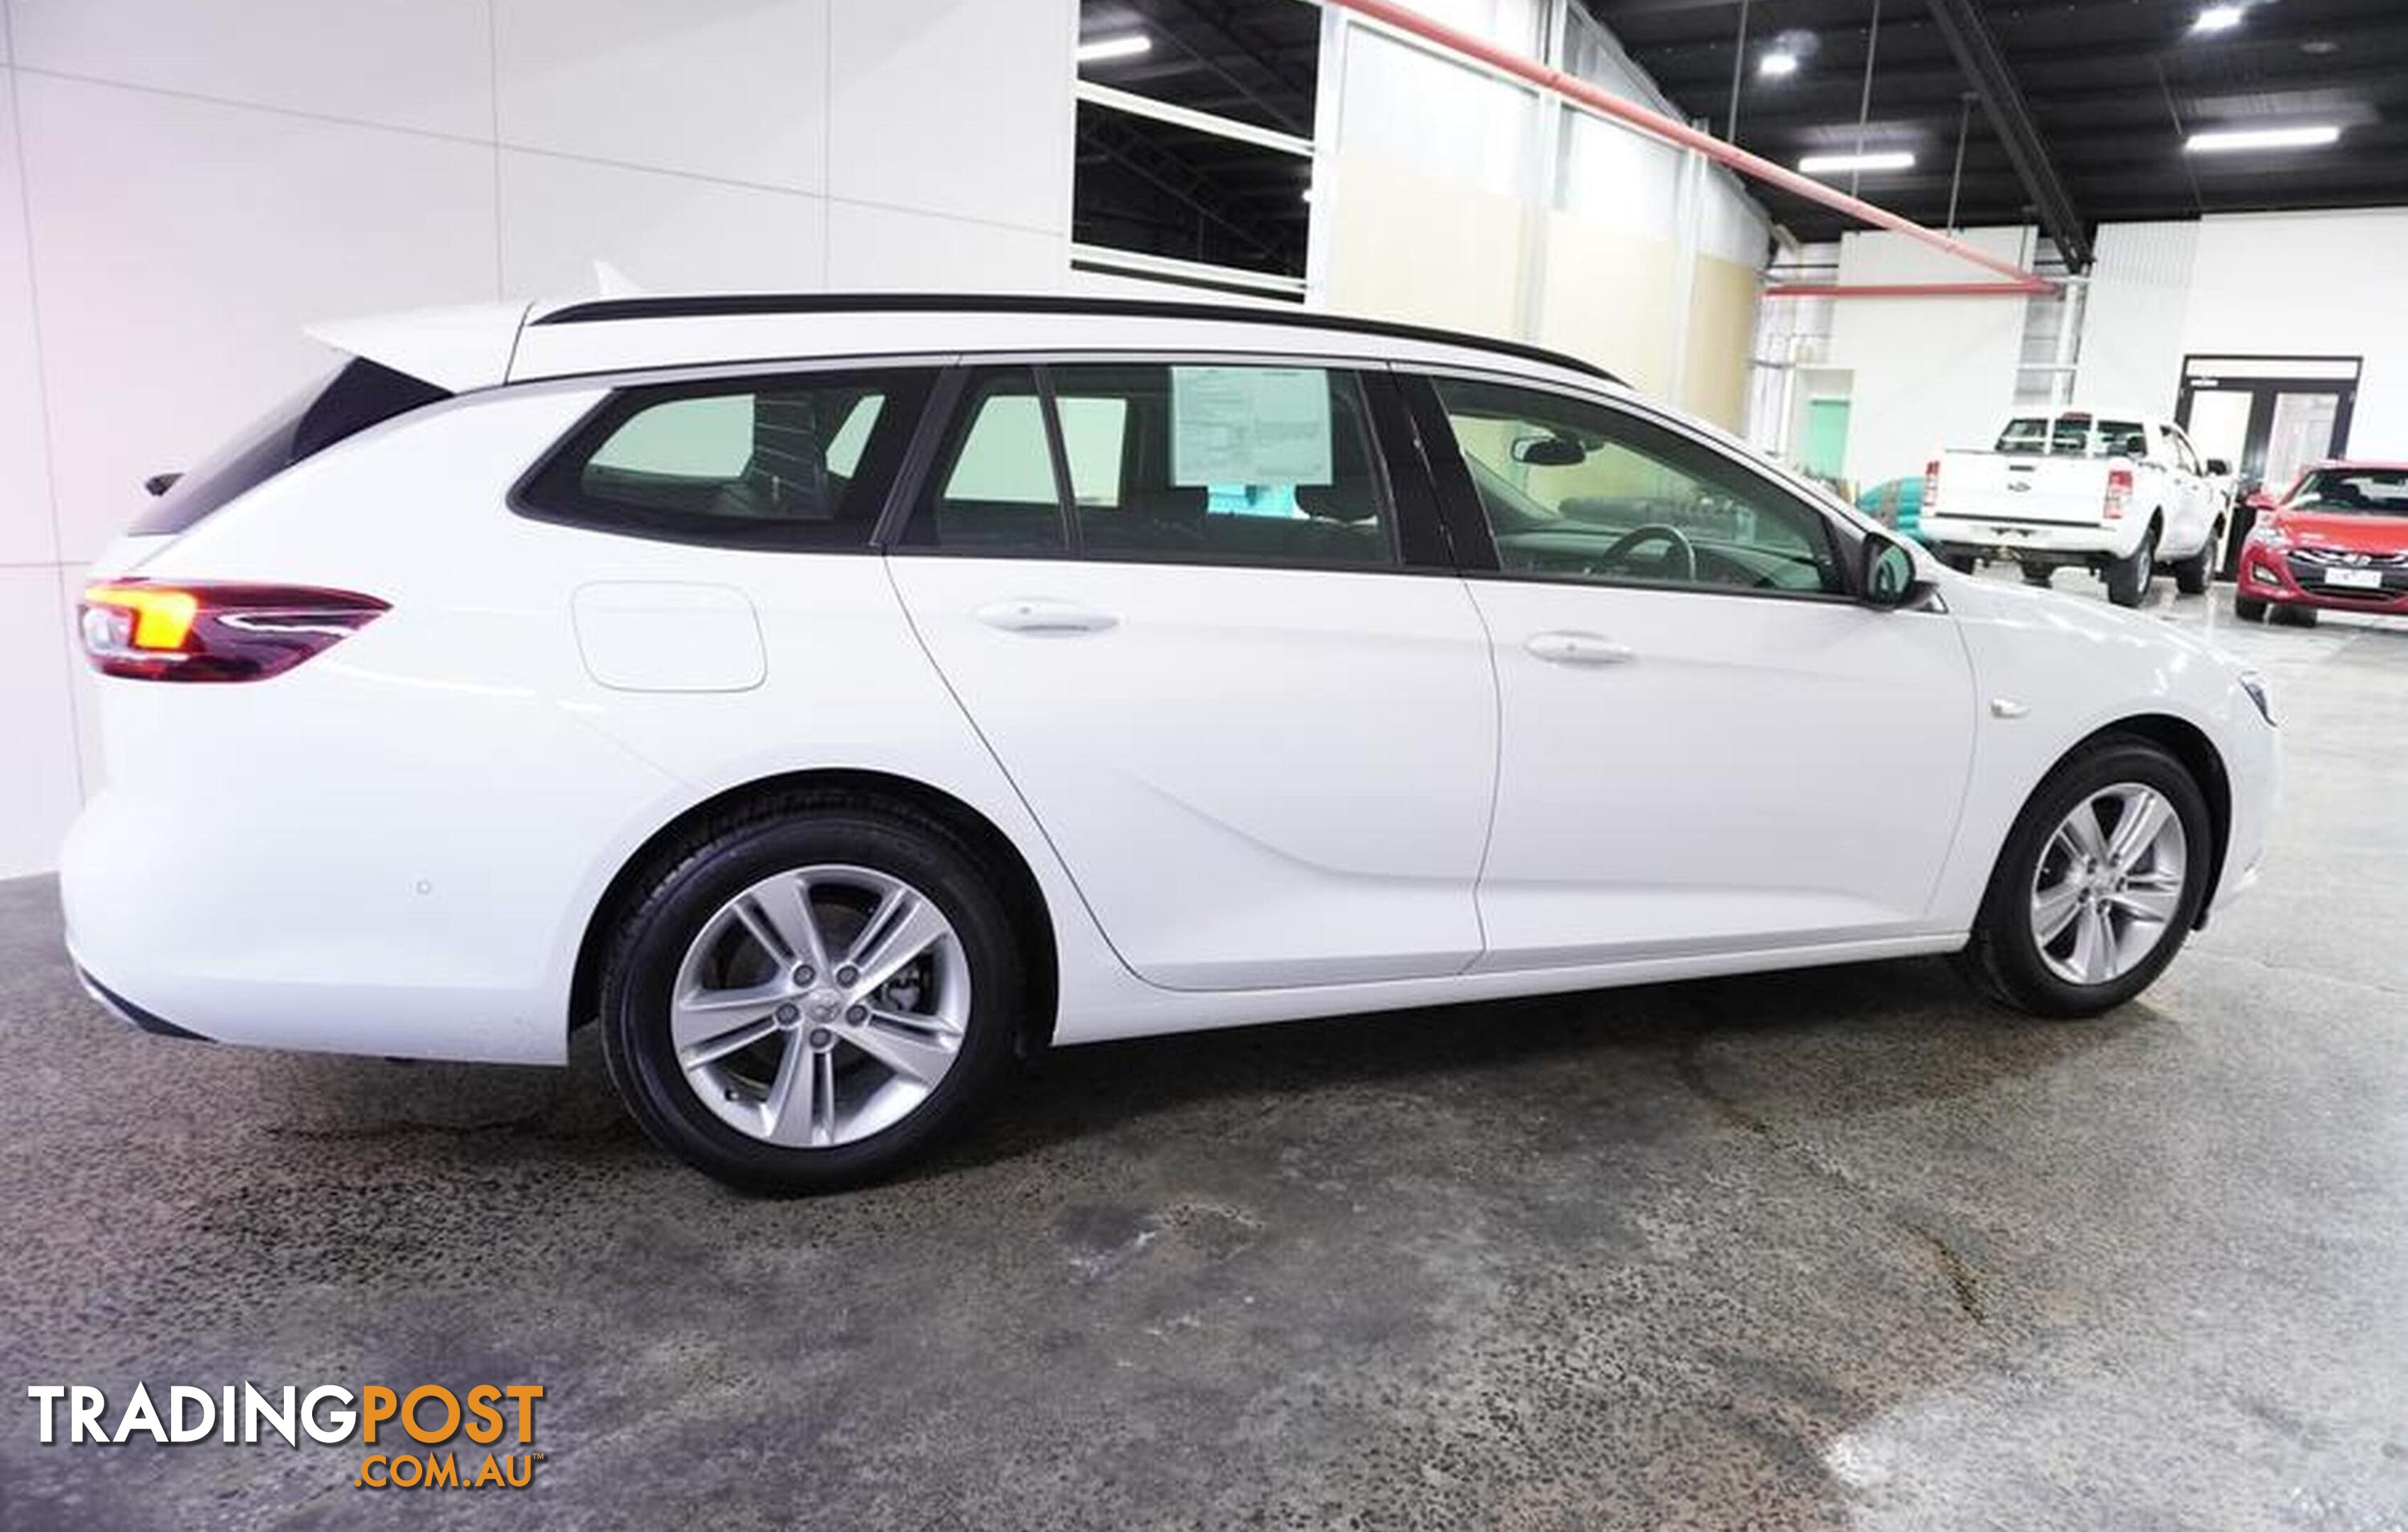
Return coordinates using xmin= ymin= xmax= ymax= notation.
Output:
xmin=128 ymin=357 xmax=450 ymax=536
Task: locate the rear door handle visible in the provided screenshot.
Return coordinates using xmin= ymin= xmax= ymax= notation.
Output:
xmin=975 ymin=598 xmax=1119 ymax=636
xmin=1524 ymin=630 xmax=1635 ymax=667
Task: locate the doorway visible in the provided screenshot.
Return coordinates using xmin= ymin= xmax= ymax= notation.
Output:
xmin=1802 ymin=396 xmax=1850 ymax=482
xmin=2175 ymin=353 xmax=2358 ymax=496
xmin=2175 ymin=354 xmax=2356 ymax=577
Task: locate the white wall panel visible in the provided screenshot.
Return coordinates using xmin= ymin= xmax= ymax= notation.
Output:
xmin=826 ymin=199 xmax=1062 ymax=290
xmin=0 ymin=567 xmax=84 ymax=879
xmin=1827 ymin=226 xmax=2033 ymax=484
xmin=827 ymin=0 xmax=1073 ymax=231
xmin=495 ymin=0 xmax=829 ymax=190
xmin=2180 ymin=209 xmax=2408 ymax=457
xmin=55 ymin=565 xmax=102 ymax=802
xmin=2073 ymin=220 xmax=2197 ymax=418
xmin=7 ymin=0 xmax=493 ymax=138
xmin=18 ymin=76 xmax=497 ymax=562
xmin=499 ymin=150 xmax=827 ymax=299
xmin=0 ymin=71 xmax=56 ymax=566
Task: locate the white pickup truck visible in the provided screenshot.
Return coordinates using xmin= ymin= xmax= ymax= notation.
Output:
xmin=1919 ymin=410 xmax=2231 ymax=607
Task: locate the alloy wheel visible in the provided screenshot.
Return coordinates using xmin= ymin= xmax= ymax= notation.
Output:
xmin=668 ymin=864 xmax=969 ymax=1148
xmin=2028 ymin=783 xmax=2188 ymax=986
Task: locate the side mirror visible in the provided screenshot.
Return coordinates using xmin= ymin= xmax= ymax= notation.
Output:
xmin=2205 ymin=457 xmax=2232 ymax=477
xmin=1860 ymin=531 xmax=1923 ymax=608
xmin=143 ymin=472 xmax=182 ymax=498
xmin=1511 ymin=434 xmax=1587 ymax=467
xmin=2244 ymin=489 xmax=2277 ymax=511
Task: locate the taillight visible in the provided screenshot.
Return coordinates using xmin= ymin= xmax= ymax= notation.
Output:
xmin=1923 ymin=458 xmax=1940 ymax=511
xmin=2103 ymin=467 xmax=2133 ymax=521
xmin=78 ymin=580 xmax=387 ymax=682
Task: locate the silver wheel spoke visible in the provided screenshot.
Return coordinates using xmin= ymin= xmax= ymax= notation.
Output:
xmin=2060 ymin=801 xmax=2110 ymax=863
xmin=846 ymin=1011 xmax=959 ymax=1085
xmin=759 ymin=1036 xmax=817 ymax=1147
xmin=678 ymin=1014 xmax=780 ymax=1070
xmin=844 ymin=890 xmax=951 ymax=996
xmin=739 ymin=881 xmax=832 ymax=977
xmin=2108 ymin=875 xmax=2182 ymax=924
xmin=2077 ymin=902 xmax=2119 ymax=982
xmin=2032 ymin=880 xmax=2083 ymax=945
xmin=2106 ymin=790 xmax=2172 ymax=868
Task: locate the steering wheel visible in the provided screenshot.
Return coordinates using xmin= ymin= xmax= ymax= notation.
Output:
xmin=1593 ymin=523 xmax=1698 ymax=583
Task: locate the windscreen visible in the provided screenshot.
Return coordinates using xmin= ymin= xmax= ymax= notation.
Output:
xmin=127 ymin=357 xmax=451 ymax=537
xmin=1994 ymin=415 xmax=2147 ymax=458
xmin=2285 ymin=467 xmax=2408 ymax=516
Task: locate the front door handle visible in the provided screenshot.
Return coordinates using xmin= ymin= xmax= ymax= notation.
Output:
xmin=1525 ymin=630 xmax=1635 ymax=667
xmin=975 ymin=598 xmax=1120 ymax=636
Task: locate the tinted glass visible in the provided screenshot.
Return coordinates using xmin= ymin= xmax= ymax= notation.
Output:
xmin=1996 ymin=414 xmax=2145 ymax=459
xmin=129 ymin=357 xmax=450 ymax=536
xmin=1433 ymin=377 xmax=1843 ymax=596
xmin=521 ymin=370 xmax=928 ymax=547
xmin=1051 ymin=363 xmax=1394 ymax=568
xmin=908 ymin=368 xmax=1067 ymax=553
xmin=2287 ymin=468 xmax=2408 ymax=515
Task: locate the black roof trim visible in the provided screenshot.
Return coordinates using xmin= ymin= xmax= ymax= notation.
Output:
xmin=527 ymin=292 xmax=1621 ymax=385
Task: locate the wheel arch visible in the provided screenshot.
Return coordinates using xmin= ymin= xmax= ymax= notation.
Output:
xmin=568 ymin=769 xmax=1061 ymax=1050
xmin=2063 ymin=713 xmax=2232 ymax=928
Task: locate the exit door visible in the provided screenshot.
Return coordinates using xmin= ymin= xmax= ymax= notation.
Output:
xmin=2175 ymin=353 xmax=2357 ymax=576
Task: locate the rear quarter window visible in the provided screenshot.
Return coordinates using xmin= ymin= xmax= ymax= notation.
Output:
xmin=514 ymin=369 xmax=933 ymax=549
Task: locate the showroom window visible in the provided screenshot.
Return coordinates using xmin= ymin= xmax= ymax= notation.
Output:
xmin=905 ymin=363 xmax=1396 ymax=571
xmin=1430 ymin=376 xmax=1843 ymax=596
xmin=517 ymin=370 xmax=929 ymax=548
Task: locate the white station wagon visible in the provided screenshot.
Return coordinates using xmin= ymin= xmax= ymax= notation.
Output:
xmin=63 ymin=294 xmax=2279 ymax=1189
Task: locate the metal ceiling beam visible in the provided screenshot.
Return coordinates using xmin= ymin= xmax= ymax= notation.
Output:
xmin=1919 ymin=0 xmax=2092 ymax=271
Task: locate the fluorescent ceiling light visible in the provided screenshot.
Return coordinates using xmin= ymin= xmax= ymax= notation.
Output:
xmin=2186 ymin=125 xmax=2341 ymax=152
xmin=1759 ymin=51 xmax=1799 ymax=77
xmin=1077 ymin=33 xmax=1151 ymax=63
xmin=1799 ymin=150 xmax=1914 ymax=174
xmin=2192 ymin=5 xmax=2244 ymax=32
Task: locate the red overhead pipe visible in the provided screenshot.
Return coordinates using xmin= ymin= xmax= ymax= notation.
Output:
xmin=1325 ymin=0 xmax=2053 ymax=296
xmin=1761 ymin=281 xmax=2048 ymax=298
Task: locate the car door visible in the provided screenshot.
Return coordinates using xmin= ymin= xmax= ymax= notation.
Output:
xmin=884 ymin=358 xmax=1496 ymax=992
xmin=2161 ymin=423 xmax=2216 ymax=552
xmin=1405 ymin=370 xmax=1979 ymax=970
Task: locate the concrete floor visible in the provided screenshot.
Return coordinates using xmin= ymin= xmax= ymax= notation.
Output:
xmin=5 ymin=572 xmax=2407 ymax=1531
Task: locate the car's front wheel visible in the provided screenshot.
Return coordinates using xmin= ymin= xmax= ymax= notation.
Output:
xmin=599 ymin=798 xmax=1025 ymax=1192
xmin=2233 ymin=594 xmax=2269 ymax=622
xmin=1955 ymin=736 xmax=2211 ymax=1017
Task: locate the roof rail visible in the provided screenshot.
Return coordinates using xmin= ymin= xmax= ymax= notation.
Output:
xmin=526 ymin=291 xmax=1622 ymax=385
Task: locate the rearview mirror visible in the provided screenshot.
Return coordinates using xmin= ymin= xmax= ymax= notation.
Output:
xmin=2205 ymin=457 xmax=2232 ymax=477
xmin=1860 ymin=532 xmax=1922 ymax=608
xmin=1510 ymin=434 xmax=1587 ymax=467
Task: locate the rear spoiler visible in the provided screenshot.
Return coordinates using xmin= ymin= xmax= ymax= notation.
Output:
xmin=304 ymin=301 xmax=534 ymax=393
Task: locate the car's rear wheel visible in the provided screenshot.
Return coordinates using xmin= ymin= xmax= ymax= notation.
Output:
xmin=1937 ymin=550 xmax=1979 ymax=574
xmin=2104 ymin=528 xmax=2158 ymax=608
xmin=2233 ymin=595 xmax=2269 ymax=622
xmin=1955 ymin=736 xmax=2211 ymax=1017
xmin=599 ymin=799 xmax=1024 ymax=1192
xmin=2019 ymin=563 xmax=2055 ymax=587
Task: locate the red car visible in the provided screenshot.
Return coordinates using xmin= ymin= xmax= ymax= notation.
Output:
xmin=2234 ymin=460 xmax=2408 ymax=625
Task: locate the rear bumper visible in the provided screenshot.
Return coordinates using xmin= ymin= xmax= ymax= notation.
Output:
xmin=72 ymin=962 xmax=213 ymax=1042
xmin=1920 ymin=512 xmax=2142 ymax=562
xmin=2238 ymin=543 xmax=2408 ymax=614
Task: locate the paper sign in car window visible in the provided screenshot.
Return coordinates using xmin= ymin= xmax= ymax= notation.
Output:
xmin=1171 ymin=367 xmax=1334 ymax=487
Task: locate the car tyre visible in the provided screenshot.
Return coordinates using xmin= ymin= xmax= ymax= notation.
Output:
xmin=2019 ymin=564 xmax=2054 ymax=587
xmin=2232 ymin=595 xmax=2269 ymax=622
xmin=2104 ymin=528 xmax=2157 ymax=608
xmin=2272 ymin=603 xmax=2320 ymax=628
xmin=1937 ymin=550 xmax=1979 ymax=575
xmin=598 ymin=796 xmax=1027 ymax=1193
xmin=1954 ymin=736 xmax=2211 ymax=1018
xmin=2171 ymin=525 xmax=2217 ymax=595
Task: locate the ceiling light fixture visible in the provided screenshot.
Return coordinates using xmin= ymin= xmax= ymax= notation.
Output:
xmin=2191 ymin=5 xmax=2243 ymax=32
xmin=2185 ymin=125 xmax=2341 ymax=152
xmin=1760 ymin=50 xmax=1799 ymax=78
xmin=1076 ymin=33 xmax=1151 ymax=63
xmin=1799 ymin=150 xmax=1915 ymax=174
